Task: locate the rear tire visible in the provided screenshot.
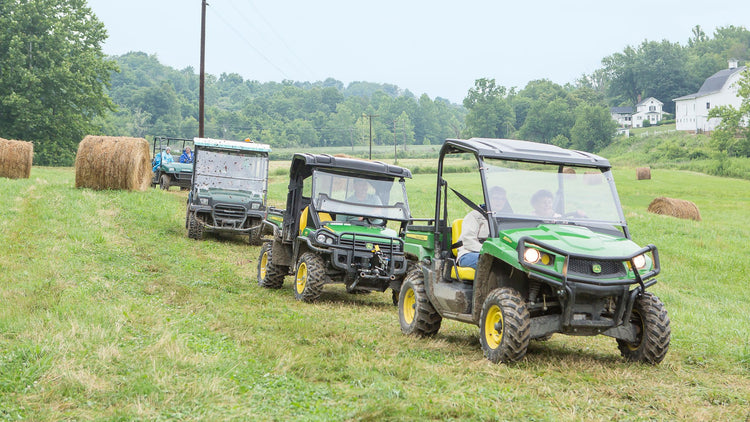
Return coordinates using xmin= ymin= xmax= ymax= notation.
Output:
xmin=617 ymin=291 xmax=670 ymax=364
xmin=398 ymin=270 xmax=441 ymax=337
xmin=294 ymin=252 xmax=326 ymax=302
xmin=479 ymin=287 xmax=530 ymax=363
xmin=257 ymin=242 xmax=286 ymax=289
xmin=160 ymin=174 xmax=171 ymax=190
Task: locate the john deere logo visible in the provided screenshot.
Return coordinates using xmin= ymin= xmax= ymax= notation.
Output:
xmin=592 ymin=263 xmax=602 ymax=274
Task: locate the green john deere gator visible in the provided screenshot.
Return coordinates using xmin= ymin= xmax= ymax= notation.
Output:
xmin=399 ymin=138 xmax=670 ymax=364
xmin=257 ymin=153 xmax=412 ymax=303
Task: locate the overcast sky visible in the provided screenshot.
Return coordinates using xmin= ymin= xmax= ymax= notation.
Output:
xmin=86 ymin=0 xmax=750 ymax=104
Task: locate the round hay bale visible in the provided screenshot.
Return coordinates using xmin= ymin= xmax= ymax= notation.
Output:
xmin=647 ymin=197 xmax=701 ymax=221
xmin=562 ymin=167 xmax=576 ymax=174
xmin=75 ymin=135 xmax=151 ymax=191
xmin=0 ymin=138 xmax=33 ymax=179
xmin=583 ymin=171 xmax=603 ymax=185
xmin=636 ymin=167 xmax=651 ymax=180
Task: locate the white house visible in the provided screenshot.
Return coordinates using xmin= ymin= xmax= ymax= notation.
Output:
xmin=631 ymin=97 xmax=665 ymax=127
xmin=610 ymin=98 xmax=665 ymax=128
xmin=673 ymin=59 xmax=746 ymax=133
xmin=610 ymin=106 xmax=634 ymax=127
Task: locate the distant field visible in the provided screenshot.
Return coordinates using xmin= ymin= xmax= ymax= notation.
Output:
xmin=1 ymin=166 xmax=749 ymax=420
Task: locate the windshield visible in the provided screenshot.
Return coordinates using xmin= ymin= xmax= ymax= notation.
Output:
xmin=193 ymin=148 xmax=268 ymax=193
xmin=483 ymin=159 xmax=626 ymax=228
xmin=311 ymin=170 xmax=410 ymax=221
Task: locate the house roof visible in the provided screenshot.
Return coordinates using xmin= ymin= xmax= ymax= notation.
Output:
xmin=610 ymin=106 xmax=634 ymax=114
xmin=674 ymin=66 xmax=747 ymax=101
xmin=636 ymin=97 xmax=663 ymax=106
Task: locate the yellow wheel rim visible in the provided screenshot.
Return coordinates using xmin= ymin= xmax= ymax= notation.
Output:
xmin=259 ymin=251 xmax=268 ymax=280
xmin=484 ymin=304 xmax=503 ymax=349
xmin=296 ymin=262 xmax=308 ymax=294
xmin=402 ymin=288 xmax=416 ymax=324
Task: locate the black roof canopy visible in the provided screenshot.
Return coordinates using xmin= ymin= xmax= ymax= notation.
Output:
xmin=441 ymin=138 xmax=611 ymax=169
xmin=290 ymin=153 xmax=412 ymax=179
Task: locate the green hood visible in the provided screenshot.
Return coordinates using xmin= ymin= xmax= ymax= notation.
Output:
xmin=161 ymin=162 xmax=192 ymax=172
xmin=500 ymin=224 xmax=641 ymax=258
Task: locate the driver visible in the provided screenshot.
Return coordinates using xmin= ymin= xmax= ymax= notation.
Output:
xmin=531 ymin=189 xmax=560 ymax=218
xmin=456 ymin=186 xmax=509 ymax=270
xmin=347 ymin=179 xmax=381 ymax=205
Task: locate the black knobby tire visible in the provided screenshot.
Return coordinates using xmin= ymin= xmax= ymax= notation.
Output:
xmin=187 ymin=211 xmax=204 ymax=240
xmin=617 ymin=291 xmax=671 ymax=364
xmin=479 ymin=287 xmax=531 ymax=364
xmin=249 ymin=226 xmax=263 ymax=246
xmin=160 ymin=174 xmax=171 ymax=190
xmin=257 ymin=242 xmax=286 ymax=289
xmin=398 ymin=270 xmax=441 ymax=337
xmin=294 ymin=252 xmax=327 ymax=302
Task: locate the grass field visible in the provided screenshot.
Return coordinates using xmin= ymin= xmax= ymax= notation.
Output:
xmin=1 ymin=165 xmax=749 ymax=421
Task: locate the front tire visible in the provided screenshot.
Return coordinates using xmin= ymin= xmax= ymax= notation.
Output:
xmin=257 ymin=242 xmax=286 ymax=289
xmin=249 ymin=226 xmax=263 ymax=245
xmin=294 ymin=252 xmax=327 ymax=302
xmin=398 ymin=270 xmax=441 ymax=337
xmin=617 ymin=291 xmax=670 ymax=364
xmin=160 ymin=174 xmax=171 ymax=190
xmin=479 ymin=287 xmax=530 ymax=363
xmin=187 ymin=211 xmax=204 ymax=240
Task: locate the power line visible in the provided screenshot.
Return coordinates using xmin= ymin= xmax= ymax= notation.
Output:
xmin=245 ymin=1 xmax=318 ymax=81
xmin=207 ymin=6 xmax=289 ymax=79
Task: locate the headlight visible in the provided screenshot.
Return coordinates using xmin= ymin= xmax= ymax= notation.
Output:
xmin=316 ymin=234 xmax=327 ymax=243
xmin=199 ymin=197 xmax=208 ymax=205
xmin=632 ymin=254 xmax=647 ymax=269
xmin=523 ymin=248 xmax=541 ymax=264
xmin=250 ymin=202 xmax=261 ymax=210
xmin=168 ymin=167 xmax=175 ymax=171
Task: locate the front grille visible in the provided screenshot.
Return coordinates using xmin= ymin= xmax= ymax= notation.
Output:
xmin=214 ymin=203 xmax=246 ymax=221
xmin=338 ymin=236 xmax=403 ymax=253
xmin=568 ymin=258 xmax=626 ymax=277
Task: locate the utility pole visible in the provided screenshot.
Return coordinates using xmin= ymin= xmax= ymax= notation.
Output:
xmin=393 ymin=120 xmax=397 ymax=164
xmin=199 ymin=0 xmax=208 ymax=138
xmin=363 ymin=114 xmax=378 ymax=159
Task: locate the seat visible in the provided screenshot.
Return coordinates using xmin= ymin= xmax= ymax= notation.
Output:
xmin=299 ymin=206 xmax=332 ymax=235
xmin=450 ymin=218 xmax=475 ymax=281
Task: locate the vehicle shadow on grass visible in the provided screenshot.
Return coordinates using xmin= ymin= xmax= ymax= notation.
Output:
xmin=437 ymin=331 xmax=624 ymax=366
xmin=257 ymin=283 xmax=396 ymax=311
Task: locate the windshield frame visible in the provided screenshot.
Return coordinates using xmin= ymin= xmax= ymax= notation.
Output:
xmin=310 ymin=169 xmax=411 ymax=222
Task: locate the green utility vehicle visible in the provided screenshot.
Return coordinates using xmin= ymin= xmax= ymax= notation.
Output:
xmin=151 ymin=136 xmax=194 ymax=190
xmin=399 ymin=138 xmax=670 ymax=364
xmin=186 ymin=137 xmax=270 ymax=244
xmin=257 ymin=153 xmax=412 ymax=303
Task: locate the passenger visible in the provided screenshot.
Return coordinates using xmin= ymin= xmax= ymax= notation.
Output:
xmin=456 ymin=187 xmax=509 ymax=270
xmin=179 ymin=147 xmax=194 ymax=163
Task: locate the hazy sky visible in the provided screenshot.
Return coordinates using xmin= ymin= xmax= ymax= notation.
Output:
xmin=87 ymin=0 xmax=750 ymax=104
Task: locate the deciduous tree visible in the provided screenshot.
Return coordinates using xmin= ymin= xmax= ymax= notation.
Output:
xmin=0 ymin=0 xmax=118 ymax=165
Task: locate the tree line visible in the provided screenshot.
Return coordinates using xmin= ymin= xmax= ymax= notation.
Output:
xmin=2 ymin=0 xmax=750 ymax=165
xmin=97 ymin=52 xmax=466 ymax=153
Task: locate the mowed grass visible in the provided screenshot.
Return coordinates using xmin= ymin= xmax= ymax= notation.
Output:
xmin=1 ymin=165 xmax=749 ymax=421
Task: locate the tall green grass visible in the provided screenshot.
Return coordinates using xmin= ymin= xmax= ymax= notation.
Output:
xmin=1 ymin=167 xmax=749 ymax=420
